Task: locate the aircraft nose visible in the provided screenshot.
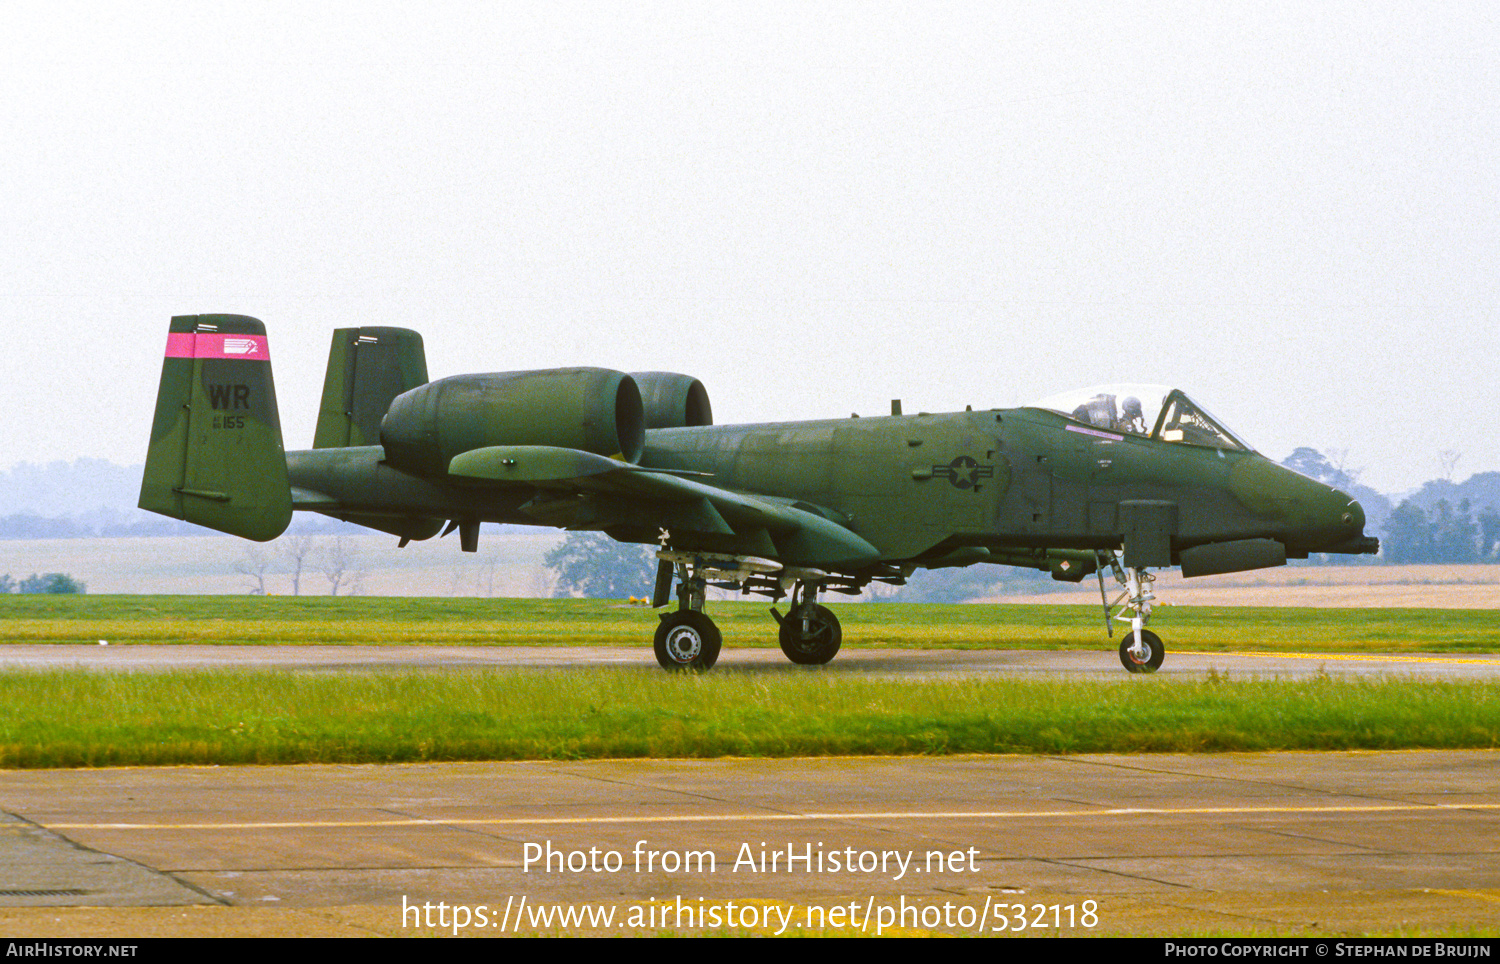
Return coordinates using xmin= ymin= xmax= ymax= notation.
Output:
xmin=1228 ymin=458 xmax=1380 ymax=556
xmin=1307 ymin=486 xmax=1380 ymax=555
xmin=1343 ymin=496 xmax=1366 ymax=535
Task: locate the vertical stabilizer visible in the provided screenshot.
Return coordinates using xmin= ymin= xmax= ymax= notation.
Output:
xmin=138 ymin=314 xmax=292 ymax=541
xmin=313 ymin=327 xmax=428 ymax=449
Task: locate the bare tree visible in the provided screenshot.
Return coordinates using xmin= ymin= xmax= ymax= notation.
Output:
xmin=1438 ymin=450 xmax=1462 ymax=482
xmin=232 ymin=546 xmax=274 ymax=595
xmin=480 ymin=549 xmax=502 ymax=597
xmin=320 ymin=536 xmax=361 ymax=597
xmin=279 ymin=535 xmax=317 ymax=596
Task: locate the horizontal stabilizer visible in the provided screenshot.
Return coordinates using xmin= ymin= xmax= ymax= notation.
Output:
xmin=290 ymin=486 xmax=341 ymax=509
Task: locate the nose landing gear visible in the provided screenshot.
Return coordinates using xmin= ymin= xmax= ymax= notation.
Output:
xmin=1099 ymin=551 xmax=1166 ymax=674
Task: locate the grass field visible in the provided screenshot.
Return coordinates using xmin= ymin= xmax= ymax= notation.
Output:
xmin=0 ymin=594 xmax=1495 ymax=652
xmin=0 ymin=595 xmax=1496 ymax=767
xmin=0 ymin=669 xmax=1496 ymax=768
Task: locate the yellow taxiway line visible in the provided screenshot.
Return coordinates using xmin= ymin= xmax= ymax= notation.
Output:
xmin=45 ymin=801 xmax=1500 ymax=832
xmin=1219 ymin=651 xmax=1500 ymax=665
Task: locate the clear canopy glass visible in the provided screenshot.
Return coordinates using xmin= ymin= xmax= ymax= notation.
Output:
xmin=1029 ymin=384 xmax=1254 ymax=452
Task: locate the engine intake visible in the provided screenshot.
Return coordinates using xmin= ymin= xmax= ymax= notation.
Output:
xmin=631 ymin=372 xmax=712 ymax=429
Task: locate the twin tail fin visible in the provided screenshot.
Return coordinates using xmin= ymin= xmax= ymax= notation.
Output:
xmin=138 ymin=314 xmax=292 ymax=541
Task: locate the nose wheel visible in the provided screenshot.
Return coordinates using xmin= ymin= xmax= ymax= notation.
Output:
xmin=1119 ymin=629 xmax=1164 ymax=673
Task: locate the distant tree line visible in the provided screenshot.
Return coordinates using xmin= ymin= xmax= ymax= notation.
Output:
xmin=1356 ymin=459 xmax=1500 ymax=564
xmin=1282 ymin=449 xmax=1500 ymax=565
xmin=0 ymin=573 xmax=86 ymax=594
xmin=1382 ymin=499 xmax=1500 ymax=564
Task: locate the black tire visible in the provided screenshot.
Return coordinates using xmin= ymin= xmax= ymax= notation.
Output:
xmin=653 ymin=611 xmax=722 ymax=670
xmin=1119 ymin=629 xmax=1164 ymax=673
xmin=778 ymin=604 xmax=842 ymax=665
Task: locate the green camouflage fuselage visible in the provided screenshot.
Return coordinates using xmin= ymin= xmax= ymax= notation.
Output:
xmin=143 ymin=315 xmax=1370 ymax=578
xmin=287 ymin=404 xmax=1364 ymax=573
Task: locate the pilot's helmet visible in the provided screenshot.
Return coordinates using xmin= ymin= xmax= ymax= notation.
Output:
xmin=1122 ymin=396 xmax=1143 ymax=420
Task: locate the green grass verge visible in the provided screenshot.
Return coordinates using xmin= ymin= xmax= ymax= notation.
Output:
xmin=2 ymin=670 xmax=1496 ymax=768
xmin=1 ymin=595 xmax=1496 ymax=652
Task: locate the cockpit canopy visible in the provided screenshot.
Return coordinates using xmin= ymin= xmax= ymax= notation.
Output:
xmin=1029 ymin=384 xmax=1255 ymax=452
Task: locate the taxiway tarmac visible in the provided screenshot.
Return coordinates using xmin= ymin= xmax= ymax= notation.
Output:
xmin=0 ymin=643 xmax=1496 ymax=678
xmin=1 ymin=751 xmax=1498 ymax=936
xmin=1 ymin=645 xmax=1496 ymax=936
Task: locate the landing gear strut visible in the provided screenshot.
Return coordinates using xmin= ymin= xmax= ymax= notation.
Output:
xmin=1099 ymin=551 xmax=1166 ymax=674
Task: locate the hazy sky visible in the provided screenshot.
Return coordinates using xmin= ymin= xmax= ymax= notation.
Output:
xmin=2 ymin=1 xmax=1495 ymax=494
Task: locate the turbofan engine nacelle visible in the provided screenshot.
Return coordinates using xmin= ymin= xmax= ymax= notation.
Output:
xmin=380 ymin=368 xmax=645 ymax=476
xmin=631 ymin=372 xmax=713 ymax=430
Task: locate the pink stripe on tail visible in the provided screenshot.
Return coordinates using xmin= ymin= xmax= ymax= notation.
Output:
xmin=163 ymin=333 xmax=270 ymax=360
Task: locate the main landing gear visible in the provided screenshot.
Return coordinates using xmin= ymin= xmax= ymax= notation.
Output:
xmin=651 ymin=549 xmax=887 ymax=671
xmin=650 ymin=551 xmax=733 ymax=671
xmin=1098 ymin=550 xmax=1167 ymax=674
xmin=653 ymin=610 xmax=721 ymax=670
xmin=771 ymin=582 xmax=842 ymax=665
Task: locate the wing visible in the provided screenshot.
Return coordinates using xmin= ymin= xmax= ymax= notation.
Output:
xmin=446 ymin=445 xmax=880 ymax=569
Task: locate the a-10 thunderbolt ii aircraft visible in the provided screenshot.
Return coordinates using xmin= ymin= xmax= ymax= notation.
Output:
xmin=140 ymin=314 xmax=1379 ymax=673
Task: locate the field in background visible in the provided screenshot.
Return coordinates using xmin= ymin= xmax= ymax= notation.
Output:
xmin=0 ymin=532 xmax=563 ymax=597
xmin=990 ymin=563 xmax=1500 ymax=609
xmin=0 ymin=534 xmax=1496 ymax=607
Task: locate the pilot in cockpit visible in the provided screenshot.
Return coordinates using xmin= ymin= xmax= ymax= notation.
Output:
xmin=1117 ymin=396 xmax=1147 ymax=435
xmin=1071 ymin=394 xmax=1118 ymax=430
